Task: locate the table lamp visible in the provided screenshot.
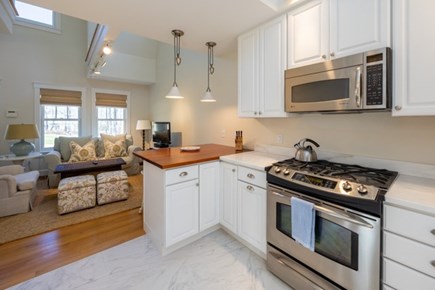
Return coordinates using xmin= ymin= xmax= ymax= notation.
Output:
xmin=4 ymin=124 xmax=40 ymax=156
xmin=136 ymin=120 xmax=151 ymax=150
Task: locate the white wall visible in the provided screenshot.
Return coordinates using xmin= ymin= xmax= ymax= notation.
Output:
xmin=0 ymin=15 xmax=150 ymax=153
xmin=150 ymin=44 xmax=435 ymax=165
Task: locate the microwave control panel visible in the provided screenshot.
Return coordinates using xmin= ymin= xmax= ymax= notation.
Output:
xmin=366 ymin=64 xmax=384 ymax=106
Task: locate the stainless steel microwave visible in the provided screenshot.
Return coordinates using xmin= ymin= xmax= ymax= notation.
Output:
xmin=285 ymin=47 xmax=392 ymax=113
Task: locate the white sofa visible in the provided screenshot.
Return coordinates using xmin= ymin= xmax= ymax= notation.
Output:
xmin=44 ymin=135 xmax=141 ymax=188
xmin=0 ymin=165 xmax=40 ymax=217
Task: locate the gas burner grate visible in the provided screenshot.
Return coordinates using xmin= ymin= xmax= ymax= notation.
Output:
xmin=274 ymin=158 xmax=397 ymax=189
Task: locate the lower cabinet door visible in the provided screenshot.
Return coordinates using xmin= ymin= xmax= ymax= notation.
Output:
xmin=199 ymin=162 xmax=220 ymax=231
xmin=220 ymin=162 xmax=238 ymax=233
xmin=238 ymin=181 xmax=266 ymax=255
xmin=165 ymin=179 xmax=199 ymax=247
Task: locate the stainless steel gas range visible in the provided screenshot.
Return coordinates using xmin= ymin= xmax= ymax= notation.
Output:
xmin=266 ymin=159 xmax=398 ymax=290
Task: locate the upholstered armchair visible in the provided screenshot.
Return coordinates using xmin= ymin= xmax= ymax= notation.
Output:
xmin=0 ymin=165 xmax=40 ymax=217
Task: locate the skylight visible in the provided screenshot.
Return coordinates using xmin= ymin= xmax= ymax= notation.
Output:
xmin=15 ymin=0 xmax=53 ymax=26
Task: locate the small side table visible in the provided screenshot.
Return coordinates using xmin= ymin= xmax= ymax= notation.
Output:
xmin=0 ymin=152 xmax=43 ymax=170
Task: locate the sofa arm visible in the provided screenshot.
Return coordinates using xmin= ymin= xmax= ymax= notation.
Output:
xmin=0 ymin=175 xmax=17 ymax=198
xmin=0 ymin=165 xmax=25 ymax=176
xmin=127 ymin=144 xmax=141 ymax=156
xmin=44 ymin=151 xmax=62 ymax=188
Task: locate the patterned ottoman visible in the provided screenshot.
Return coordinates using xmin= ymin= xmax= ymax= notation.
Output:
xmin=58 ymin=175 xmax=96 ymax=214
xmin=96 ymin=170 xmax=129 ymax=205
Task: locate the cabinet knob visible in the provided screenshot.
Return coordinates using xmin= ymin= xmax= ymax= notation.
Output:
xmin=258 ymin=111 xmax=262 ymax=115
xmin=321 ymin=54 xmax=326 ymax=60
xmin=394 ymin=105 xmax=402 ymax=111
xmin=247 ymin=173 xmax=255 ymax=179
xmin=254 ymin=112 xmax=258 ymax=115
xmin=232 ymin=169 xmax=236 ymax=173
xmin=430 ymin=229 xmax=435 ymax=235
xmin=179 ymin=171 xmax=188 ymax=177
xmin=431 ymin=261 xmax=435 ymax=268
xmin=330 ymin=52 xmax=335 ymax=57
xmin=246 ymin=185 xmax=255 ymax=191
xmin=196 ymin=183 xmax=199 ymax=187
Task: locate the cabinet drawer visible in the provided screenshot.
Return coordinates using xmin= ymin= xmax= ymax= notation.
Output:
xmin=383 ymin=258 xmax=435 ymax=290
xmin=384 ymin=204 xmax=435 ymax=246
xmin=166 ymin=165 xmax=198 ymax=186
xmin=384 ymin=231 xmax=435 ymax=278
xmin=238 ymin=166 xmax=266 ymax=188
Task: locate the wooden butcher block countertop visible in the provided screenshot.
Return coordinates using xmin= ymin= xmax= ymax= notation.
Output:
xmin=134 ymin=143 xmax=239 ymax=169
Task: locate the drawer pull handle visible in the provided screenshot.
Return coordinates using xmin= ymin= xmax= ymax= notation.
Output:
xmin=431 ymin=229 xmax=435 ymax=235
xmin=247 ymin=185 xmax=255 ymax=191
xmin=247 ymin=173 xmax=255 ymax=179
xmin=431 ymin=261 xmax=435 ymax=268
xmin=179 ymin=171 xmax=188 ymax=177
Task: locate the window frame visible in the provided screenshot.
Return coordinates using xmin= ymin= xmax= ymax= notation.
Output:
xmin=34 ymin=83 xmax=87 ymax=152
xmin=14 ymin=0 xmax=61 ymax=34
xmin=91 ymin=88 xmax=131 ymax=137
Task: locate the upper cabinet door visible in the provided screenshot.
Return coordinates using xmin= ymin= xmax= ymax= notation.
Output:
xmin=393 ymin=0 xmax=435 ymax=116
xmin=329 ymin=0 xmax=391 ymax=59
xmin=259 ymin=15 xmax=288 ymax=117
xmin=238 ymin=30 xmax=259 ymax=117
xmin=287 ymin=0 xmax=329 ymax=68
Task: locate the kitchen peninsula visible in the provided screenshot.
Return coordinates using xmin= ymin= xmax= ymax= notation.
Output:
xmin=134 ymin=144 xmax=238 ymax=255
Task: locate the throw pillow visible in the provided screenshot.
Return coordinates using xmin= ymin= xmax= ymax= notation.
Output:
xmin=100 ymin=133 xmax=127 ymax=156
xmin=59 ymin=136 xmax=92 ymax=161
xmin=103 ymin=139 xmax=128 ymax=158
xmin=68 ymin=140 xmax=97 ymax=163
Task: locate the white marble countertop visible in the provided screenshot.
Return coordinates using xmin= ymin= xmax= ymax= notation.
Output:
xmin=220 ymin=151 xmax=289 ymax=171
xmin=385 ymin=174 xmax=435 ymax=214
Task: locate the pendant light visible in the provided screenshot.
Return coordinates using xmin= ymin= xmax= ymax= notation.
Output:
xmin=201 ymin=41 xmax=217 ymax=102
xmin=166 ymin=29 xmax=184 ymax=99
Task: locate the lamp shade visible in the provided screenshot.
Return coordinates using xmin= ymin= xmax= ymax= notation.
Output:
xmin=5 ymin=124 xmax=40 ymax=140
xmin=136 ymin=120 xmax=151 ymax=130
xmin=201 ymin=90 xmax=216 ymax=102
xmin=166 ymin=85 xmax=183 ymax=99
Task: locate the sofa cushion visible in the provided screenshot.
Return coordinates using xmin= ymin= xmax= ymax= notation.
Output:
xmin=103 ymin=139 xmax=128 ymax=158
xmin=15 ymin=171 xmax=39 ymax=191
xmin=59 ymin=136 xmax=92 ymax=161
xmin=68 ymin=140 xmax=97 ymax=162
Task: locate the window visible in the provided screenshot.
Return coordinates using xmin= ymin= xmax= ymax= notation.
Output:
xmin=39 ymin=88 xmax=82 ymax=150
xmin=14 ymin=0 xmax=60 ymax=33
xmin=94 ymin=91 xmax=129 ymax=136
xmin=97 ymin=107 xmax=125 ymax=135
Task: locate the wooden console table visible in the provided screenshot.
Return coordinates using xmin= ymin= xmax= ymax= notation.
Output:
xmin=54 ymin=158 xmax=126 ymax=179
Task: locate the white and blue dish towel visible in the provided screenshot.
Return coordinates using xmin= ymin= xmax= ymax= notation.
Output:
xmin=291 ymin=196 xmax=315 ymax=251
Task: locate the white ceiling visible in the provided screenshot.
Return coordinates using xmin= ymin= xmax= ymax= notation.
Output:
xmin=22 ymin=0 xmax=300 ymax=54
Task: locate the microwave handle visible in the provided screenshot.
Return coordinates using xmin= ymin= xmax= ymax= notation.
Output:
xmin=355 ymin=67 xmax=362 ymax=108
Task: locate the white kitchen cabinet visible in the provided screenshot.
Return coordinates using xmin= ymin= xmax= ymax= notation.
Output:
xmin=287 ymin=0 xmax=390 ymax=68
xmin=238 ymin=15 xmax=288 ymax=118
xmin=238 ymin=180 xmax=267 ymax=255
xmin=199 ymin=161 xmax=220 ymax=231
xmin=166 ymin=179 xmax=199 ymax=247
xmin=392 ymin=0 xmax=435 ymax=116
xmin=143 ymin=161 xmax=220 ymax=254
xmin=220 ymin=162 xmax=238 ymax=233
xmin=383 ymin=204 xmax=435 ymax=289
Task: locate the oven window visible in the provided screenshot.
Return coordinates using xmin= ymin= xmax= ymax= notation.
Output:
xmin=292 ymin=79 xmax=349 ymax=103
xmin=276 ymin=203 xmax=358 ymax=270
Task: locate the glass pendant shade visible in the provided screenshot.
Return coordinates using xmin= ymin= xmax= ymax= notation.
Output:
xmin=201 ymin=89 xmax=216 ymax=102
xmin=201 ymin=41 xmax=216 ymax=102
xmin=166 ymin=30 xmax=184 ymax=99
xmin=166 ymin=85 xmax=183 ymax=99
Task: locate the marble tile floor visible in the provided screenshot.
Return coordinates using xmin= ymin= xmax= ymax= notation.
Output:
xmin=11 ymin=229 xmax=292 ymax=290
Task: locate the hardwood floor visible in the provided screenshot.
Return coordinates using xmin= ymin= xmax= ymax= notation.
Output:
xmin=0 ymin=209 xmax=144 ymax=289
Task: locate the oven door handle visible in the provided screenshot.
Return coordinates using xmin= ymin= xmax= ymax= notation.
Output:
xmin=315 ymin=204 xmax=374 ymax=229
xmin=271 ymin=191 xmax=374 ymax=228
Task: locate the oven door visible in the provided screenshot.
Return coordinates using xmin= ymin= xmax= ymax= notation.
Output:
xmin=267 ymin=184 xmax=381 ymax=290
xmin=285 ymin=65 xmax=363 ymax=113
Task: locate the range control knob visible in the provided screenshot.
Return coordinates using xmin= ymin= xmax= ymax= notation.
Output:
xmin=342 ymin=181 xmax=352 ymax=191
xmin=283 ymin=169 xmax=290 ymax=176
xmin=357 ymin=185 xmax=368 ymax=195
xmin=274 ymin=166 xmax=281 ymax=173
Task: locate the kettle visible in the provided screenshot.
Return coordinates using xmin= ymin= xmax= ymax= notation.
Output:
xmin=294 ymin=138 xmax=320 ymax=162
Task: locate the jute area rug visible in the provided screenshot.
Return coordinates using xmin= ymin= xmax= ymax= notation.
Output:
xmin=0 ymin=174 xmax=143 ymax=245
